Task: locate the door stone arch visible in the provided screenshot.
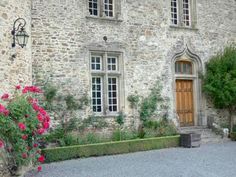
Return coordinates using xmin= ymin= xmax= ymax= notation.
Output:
xmin=172 ymin=46 xmax=204 ymax=127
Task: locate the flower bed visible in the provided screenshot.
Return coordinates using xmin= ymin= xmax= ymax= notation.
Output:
xmin=42 ymin=135 xmax=180 ymax=163
xmin=0 ymin=85 xmax=50 ymax=175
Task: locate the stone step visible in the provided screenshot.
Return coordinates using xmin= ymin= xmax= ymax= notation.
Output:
xmin=179 ymin=126 xmax=230 ymax=144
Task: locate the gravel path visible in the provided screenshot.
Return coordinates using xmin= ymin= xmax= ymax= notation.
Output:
xmin=25 ymin=142 xmax=236 ymax=177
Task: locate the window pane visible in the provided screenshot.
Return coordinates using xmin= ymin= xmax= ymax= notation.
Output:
xmin=108 ymin=77 xmax=118 ymax=112
xmin=91 ymin=77 xmax=103 ymax=113
xmin=107 ymin=57 xmax=117 ymax=71
xmin=175 ymin=61 xmax=192 ymax=74
xmin=89 ymin=0 xmax=98 ymax=16
xmin=171 ymin=0 xmax=178 ymax=25
xmin=183 ymin=0 xmax=191 ymax=27
xmin=91 ymin=56 xmax=102 ymax=71
xmin=104 ymin=0 xmax=114 ymax=17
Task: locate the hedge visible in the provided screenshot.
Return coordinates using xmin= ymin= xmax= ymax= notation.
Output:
xmin=42 ymin=135 xmax=180 ymax=163
xmin=230 ymin=132 xmax=236 ymax=141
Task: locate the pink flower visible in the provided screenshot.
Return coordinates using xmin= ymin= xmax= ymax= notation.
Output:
xmin=45 ymin=115 xmax=50 ymax=123
xmin=0 ymin=104 xmax=9 ymax=116
xmin=22 ymin=135 xmax=28 ymax=140
xmin=15 ymin=85 xmax=21 ymax=90
xmin=18 ymin=123 xmax=26 ymax=131
xmin=32 ymin=103 xmax=40 ymax=112
xmin=43 ymin=122 xmax=50 ymax=129
xmin=33 ymin=143 xmax=38 ymax=148
xmin=37 ymin=166 xmax=42 ymax=172
xmin=28 ymin=97 xmax=38 ymax=104
xmin=3 ymin=109 xmax=9 ymax=116
xmin=39 ymin=107 xmax=47 ymax=116
xmin=1 ymin=93 xmax=9 ymax=100
xmin=32 ymin=131 xmax=36 ymax=136
xmin=0 ymin=140 xmax=4 ymax=148
xmin=22 ymin=153 xmax=28 ymax=159
xmin=37 ymin=128 xmax=45 ymax=135
xmin=38 ymin=155 xmax=45 ymax=163
xmin=22 ymin=86 xmax=43 ymax=94
xmin=37 ymin=114 xmax=44 ymax=122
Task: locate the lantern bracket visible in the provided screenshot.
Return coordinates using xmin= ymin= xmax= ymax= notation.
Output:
xmin=11 ymin=18 xmax=29 ymax=48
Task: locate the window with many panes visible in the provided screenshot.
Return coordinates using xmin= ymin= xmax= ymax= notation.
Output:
xmin=170 ymin=0 xmax=196 ymax=28
xmin=90 ymin=52 xmax=122 ymax=115
xmin=88 ymin=0 xmax=116 ymax=18
xmin=175 ymin=61 xmax=193 ymax=74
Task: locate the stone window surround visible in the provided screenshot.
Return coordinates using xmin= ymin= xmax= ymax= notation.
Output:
xmin=89 ymin=50 xmax=124 ymax=117
xmin=86 ymin=0 xmax=122 ymax=21
xmin=170 ymin=0 xmax=197 ymax=29
xmin=172 ymin=47 xmax=204 ymax=127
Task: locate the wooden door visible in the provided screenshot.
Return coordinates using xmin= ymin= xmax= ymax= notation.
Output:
xmin=176 ymin=80 xmax=194 ymax=127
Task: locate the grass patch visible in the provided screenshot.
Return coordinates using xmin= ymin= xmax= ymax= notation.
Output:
xmin=42 ymin=135 xmax=180 ymax=163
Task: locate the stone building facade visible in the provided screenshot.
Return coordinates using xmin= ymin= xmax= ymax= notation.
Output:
xmin=1 ymin=0 xmax=236 ymax=128
xmin=0 ymin=0 xmax=32 ymax=94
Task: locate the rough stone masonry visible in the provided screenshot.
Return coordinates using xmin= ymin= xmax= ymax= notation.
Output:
xmin=0 ymin=0 xmax=236 ymax=128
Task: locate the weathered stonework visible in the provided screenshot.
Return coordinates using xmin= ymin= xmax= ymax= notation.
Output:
xmin=0 ymin=0 xmax=32 ymax=94
xmin=30 ymin=0 xmax=236 ymax=127
xmin=0 ymin=0 xmax=235 ymax=128
xmin=0 ymin=0 xmax=31 ymax=173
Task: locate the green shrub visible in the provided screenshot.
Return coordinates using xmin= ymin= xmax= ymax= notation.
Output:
xmin=143 ymin=118 xmax=178 ymax=137
xmin=144 ymin=120 xmax=160 ymax=129
xmin=230 ymin=132 xmax=236 ymax=141
xmin=127 ymin=94 xmax=140 ymax=108
xmin=42 ymin=135 xmax=180 ymax=163
xmin=111 ymin=129 xmax=137 ymax=141
xmin=44 ymin=127 xmax=64 ymax=143
xmin=233 ymin=125 xmax=236 ymax=132
xmin=85 ymin=133 xmax=101 ymax=144
xmin=62 ymin=134 xmax=79 ymax=146
xmin=203 ymin=46 xmax=236 ymax=132
xmin=116 ymin=112 xmax=125 ymax=126
xmin=137 ymin=125 xmax=146 ymax=138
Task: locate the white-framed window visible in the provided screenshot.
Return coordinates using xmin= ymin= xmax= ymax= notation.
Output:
xmin=182 ymin=0 xmax=191 ymax=27
xmin=89 ymin=0 xmax=99 ymax=16
xmin=90 ymin=52 xmax=122 ymax=115
xmin=88 ymin=0 xmax=115 ymax=18
xmin=170 ymin=0 xmax=196 ymax=28
xmin=92 ymin=77 xmax=103 ymax=112
xmin=171 ymin=0 xmax=178 ymax=25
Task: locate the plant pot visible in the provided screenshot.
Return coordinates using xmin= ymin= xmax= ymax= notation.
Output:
xmin=180 ymin=133 xmax=201 ymax=148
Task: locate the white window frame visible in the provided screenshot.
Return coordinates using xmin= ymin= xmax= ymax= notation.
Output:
xmin=88 ymin=0 xmax=115 ymax=18
xmin=170 ymin=0 xmax=196 ymax=28
xmin=107 ymin=77 xmax=119 ymax=113
xmin=88 ymin=0 xmax=99 ymax=16
xmin=90 ymin=51 xmax=122 ymax=116
xmin=171 ymin=0 xmax=179 ymax=26
xmin=91 ymin=76 xmax=103 ymax=113
xmin=182 ymin=0 xmax=191 ymax=27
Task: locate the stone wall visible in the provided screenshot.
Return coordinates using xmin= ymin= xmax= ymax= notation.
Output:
xmin=0 ymin=0 xmax=31 ymax=175
xmin=0 ymin=0 xmax=32 ymax=94
xmin=31 ymin=0 xmax=236 ymax=127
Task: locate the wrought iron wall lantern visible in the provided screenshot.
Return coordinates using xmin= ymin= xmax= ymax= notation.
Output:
xmin=11 ymin=18 xmax=29 ymax=48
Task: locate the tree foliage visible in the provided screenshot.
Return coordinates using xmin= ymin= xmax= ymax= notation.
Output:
xmin=203 ymin=46 xmax=236 ymax=131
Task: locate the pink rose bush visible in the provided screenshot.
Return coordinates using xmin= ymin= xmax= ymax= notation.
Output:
xmin=0 ymin=85 xmax=50 ymax=174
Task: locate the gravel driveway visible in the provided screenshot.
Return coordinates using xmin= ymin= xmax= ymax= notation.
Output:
xmin=25 ymin=142 xmax=236 ymax=177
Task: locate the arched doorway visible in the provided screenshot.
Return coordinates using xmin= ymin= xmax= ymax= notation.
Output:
xmin=172 ymin=47 xmax=203 ymax=127
xmin=175 ymin=60 xmax=194 ymax=126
